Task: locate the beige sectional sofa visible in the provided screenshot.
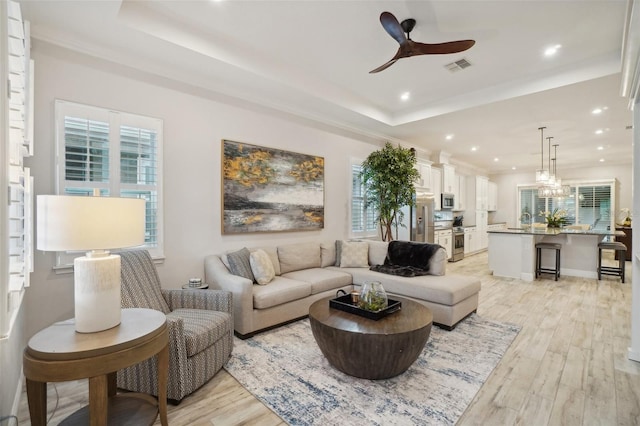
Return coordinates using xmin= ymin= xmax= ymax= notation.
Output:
xmin=204 ymin=240 xmax=480 ymax=339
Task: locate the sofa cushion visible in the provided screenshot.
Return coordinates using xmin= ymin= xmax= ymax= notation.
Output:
xmin=278 ymin=243 xmax=321 ymax=273
xmin=332 ymin=266 xmax=480 ymax=306
xmin=367 ymin=241 xmax=389 ymax=266
xmin=168 ymin=309 xmax=232 ymax=357
xmin=252 ymin=276 xmax=312 ymax=309
xmin=339 ymin=240 xmax=369 ymax=268
xmin=282 ymin=268 xmax=352 ymax=294
xmin=250 ymin=249 xmax=275 ymax=285
xmin=335 ymin=240 xmax=344 ymax=266
xmin=320 ymin=241 xmax=336 ymax=267
xmin=226 ymin=248 xmax=255 ymax=282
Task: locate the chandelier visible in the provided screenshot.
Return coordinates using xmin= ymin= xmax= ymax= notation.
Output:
xmin=536 ymin=129 xmax=571 ymax=198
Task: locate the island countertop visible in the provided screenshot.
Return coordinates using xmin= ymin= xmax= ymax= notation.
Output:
xmin=487 ymin=228 xmax=624 ymax=237
xmin=487 ymin=227 xmax=623 ymax=281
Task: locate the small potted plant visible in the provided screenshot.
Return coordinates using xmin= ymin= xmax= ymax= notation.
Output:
xmin=540 ymin=208 xmax=568 ymax=228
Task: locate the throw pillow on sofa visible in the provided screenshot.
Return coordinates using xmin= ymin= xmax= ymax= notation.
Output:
xmin=339 ymin=240 xmax=369 ymax=268
xmin=250 ymin=249 xmax=275 ymax=285
xmin=226 ymin=247 xmax=255 ymax=282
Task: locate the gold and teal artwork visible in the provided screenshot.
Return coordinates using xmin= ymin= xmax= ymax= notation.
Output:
xmin=222 ymin=140 xmax=324 ymax=233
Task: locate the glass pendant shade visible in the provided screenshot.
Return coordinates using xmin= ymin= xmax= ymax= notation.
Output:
xmin=536 ymin=169 xmax=549 ymax=183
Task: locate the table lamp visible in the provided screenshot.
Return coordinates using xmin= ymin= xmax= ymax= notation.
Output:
xmin=36 ymin=194 xmax=146 ymax=333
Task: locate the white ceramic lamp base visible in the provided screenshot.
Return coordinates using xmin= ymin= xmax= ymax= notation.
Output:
xmin=73 ymin=253 xmax=122 ymax=333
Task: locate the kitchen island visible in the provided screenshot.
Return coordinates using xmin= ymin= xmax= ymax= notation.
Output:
xmin=488 ymin=228 xmax=625 ymax=281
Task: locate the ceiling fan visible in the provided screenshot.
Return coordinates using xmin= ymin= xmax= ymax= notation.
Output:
xmin=370 ymin=11 xmax=476 ymax=73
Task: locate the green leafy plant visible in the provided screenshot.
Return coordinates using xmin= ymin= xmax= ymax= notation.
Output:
xmin=539 ymin=208 xmax=568 ymax=228
xmin=360 ymin=143 xmax=420 ymax=241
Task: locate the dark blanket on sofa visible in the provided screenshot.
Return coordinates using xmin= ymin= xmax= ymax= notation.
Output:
xmin=369 ymin=240 xmax=442 ymax=277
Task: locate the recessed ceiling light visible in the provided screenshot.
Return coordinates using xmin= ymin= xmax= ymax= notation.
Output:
xmin=445 ymin=134 xmax=454 ymax=140
xmin=471 ymin=146 xmax=478 ymax=152
xmin=493 ymin=157 xmax=499 ymax=162
xmin=512 ymin=166 xmax=517 ymax=170
xmin=595 ymin=129 xmax=604 ymax=135
xmin=400 ymin=92 xmax=410 ymax=101
xmin=599 ymin=158 xmax=605 ymax=162
xmin=592 ymin=108 xmax=602 ymax=114
xmin=597 ymin=146 xmax=604 ymax=150
xmin=544 ymin=44 xmax=562 ymax=57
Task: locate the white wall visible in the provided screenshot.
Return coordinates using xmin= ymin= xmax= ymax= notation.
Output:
xmin=25 ymin=42 xmax=382 ymax=337
xmin=489 ymin=164 xmax=632 ymax=227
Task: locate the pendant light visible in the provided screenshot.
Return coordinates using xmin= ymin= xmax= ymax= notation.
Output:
xmin=535 ymin=127 xmax=549 ymax=183
xmin=551 ymin=143 xmax=571 ymax=197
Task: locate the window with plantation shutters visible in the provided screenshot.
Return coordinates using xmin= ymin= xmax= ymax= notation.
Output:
xmin=55 ymin=100 xmax=163 ymax=267
xmin=351 ymin=163 xmax=377 ymax=237
xmin=2 ymin=0 xmax=33 ymax=338
xmin=518 ymin=180 xmax=615 ymax=230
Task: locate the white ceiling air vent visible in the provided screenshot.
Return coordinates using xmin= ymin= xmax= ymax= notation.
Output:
xmin=445 ymin=58 xmax=472 ymax=73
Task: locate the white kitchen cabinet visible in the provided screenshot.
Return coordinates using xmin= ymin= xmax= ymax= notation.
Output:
xmin=466 ymin=175 xmax=488 ymax=212
xmin=415 ymin=161 xmax=432 ymax=190
xmin=476 ymin=210 xmax=488 ymax=250
xmin=454 ymin=174 xmax=465 ymax=211
xmin=442 ymin=164 xmax=455 ymax=194
xmin=475 ymin=176 xmax=488 ymax=211
xmin=464 ymin=227 xmax=477 ymax=254
xmin=487 ymin=181 xmax=498 ymax=211
xmin=432 ymin=167 xmax=442 ymax=210
xmin=435 ymin=229 xmax=452 ymax=259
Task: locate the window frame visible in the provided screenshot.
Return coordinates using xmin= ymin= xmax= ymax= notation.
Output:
xmin=517 ymin=179 xmax=616 ymax=230
xmin=54 ymin=100 xmax=164 ymax=268
xmin=349 ymin=160 xmax=378 ymax=239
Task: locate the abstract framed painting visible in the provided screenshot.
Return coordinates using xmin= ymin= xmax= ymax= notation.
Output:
xmin=222 ymin=140 xmax=324 ymax=233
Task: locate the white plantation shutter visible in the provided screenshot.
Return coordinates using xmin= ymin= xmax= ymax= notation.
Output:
xmin=2 ymin=0 xmax=33 ymax=338
xmin=351 ymin=164 xmax=377 ymax=236
xmin=55 ymin=100 xmax=163 ymax=267
xmin=519 ymin=180 xmax=614 ymax=230
xmin=577 ymin=185 xmax=612 ymax=230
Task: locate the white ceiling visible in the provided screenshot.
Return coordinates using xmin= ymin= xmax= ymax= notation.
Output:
xmin=20 ymin=0 xmax=634 ymax=174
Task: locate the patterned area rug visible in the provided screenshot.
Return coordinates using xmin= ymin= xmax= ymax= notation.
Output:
xmin=224 ymin=314 xmax=520 ymax=425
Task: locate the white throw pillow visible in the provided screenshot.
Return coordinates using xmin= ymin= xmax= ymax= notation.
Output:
xmin=428 ymin=247 xmax=447 ymax=276
xmin=339 ymin=241 xmax=369 ymax=268
xmin=367 ymin=241 xmax=389 ymax=266
xmin=250 ymin=249 xmax=276 ymax=285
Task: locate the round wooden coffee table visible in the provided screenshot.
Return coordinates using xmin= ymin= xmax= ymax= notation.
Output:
xmin=309 ymin=296 xmax=432 ymax=379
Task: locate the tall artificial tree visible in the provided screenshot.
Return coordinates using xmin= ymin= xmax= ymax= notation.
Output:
xmin=360 ymin=143 xmax=420 ymax=241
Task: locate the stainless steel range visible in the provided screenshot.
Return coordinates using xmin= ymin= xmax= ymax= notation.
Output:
xmin=451 ymin=227 xmax=465 ymax=262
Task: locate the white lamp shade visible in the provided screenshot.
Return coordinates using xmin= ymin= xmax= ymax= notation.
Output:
xmin=37 ymin=195 xmax=146 ymax=251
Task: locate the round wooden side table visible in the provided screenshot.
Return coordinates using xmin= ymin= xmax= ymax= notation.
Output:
xmin=23 ymin=308 xmax=169 ymax=426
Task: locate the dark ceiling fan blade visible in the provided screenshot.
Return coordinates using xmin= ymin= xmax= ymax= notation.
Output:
xmin=369 ymin=58 xmax=399 ymax=74
xmin=411 ymin=39 xmax=476 ymax=55
xmin=379 ymin=11 xmax=407 ymax=45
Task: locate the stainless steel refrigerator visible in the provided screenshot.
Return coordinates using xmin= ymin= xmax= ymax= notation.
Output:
xmin=409 ymin=196 xmax=435 ymax=243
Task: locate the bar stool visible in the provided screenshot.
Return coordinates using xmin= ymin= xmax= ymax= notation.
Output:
xmin=535 ymin=242 xmax=561 ymax=281
xmin=598 ymin=241 xmax=626 ymax=283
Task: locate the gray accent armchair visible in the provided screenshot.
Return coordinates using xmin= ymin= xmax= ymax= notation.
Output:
xmin=116 ymin=249 xmax=233 ymax=402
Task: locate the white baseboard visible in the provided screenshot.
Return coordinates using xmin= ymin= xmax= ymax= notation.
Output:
xmin=10 ymin=367 xmax=23 ymax=422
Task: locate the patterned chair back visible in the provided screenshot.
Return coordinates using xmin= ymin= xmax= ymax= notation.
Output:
xmin=119 ymin=249 xmax=171 ymax=314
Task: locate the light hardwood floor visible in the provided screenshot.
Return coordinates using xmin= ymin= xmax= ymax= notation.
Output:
xmin=17 ymin=252 xmax=639 ymax=425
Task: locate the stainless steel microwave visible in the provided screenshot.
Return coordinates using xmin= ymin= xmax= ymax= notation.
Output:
xmin=441 ymin=193 xmax=454 ymax=209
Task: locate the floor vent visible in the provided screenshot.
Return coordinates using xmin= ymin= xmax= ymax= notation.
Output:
xmin=445 ymin=58 xmax=472 ymax=72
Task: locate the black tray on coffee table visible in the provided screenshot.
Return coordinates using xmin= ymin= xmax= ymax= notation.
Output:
xmin=329 ymin=294 xmax=402 ymax=320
